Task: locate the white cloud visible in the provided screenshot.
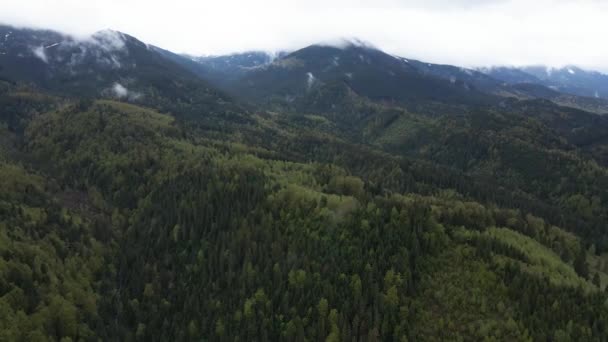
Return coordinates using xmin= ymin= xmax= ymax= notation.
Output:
xmin=111 ymin=82 xmax=142 ymax=100
xmin=90 ymin=29 xmax=126 ymax=52
xmin=306 ymin=72 xmax=316 ymax=89
xmin=31 ymin=46 xmax=48 ymax=63
xmin=112 ymin=83 xmax=128 ymax=98
xmin=2 ymin=0 xmax=608 ymax=71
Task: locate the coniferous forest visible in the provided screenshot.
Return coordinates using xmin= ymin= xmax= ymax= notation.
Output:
xmin=1 ymin=24 xmax=608 ymax=341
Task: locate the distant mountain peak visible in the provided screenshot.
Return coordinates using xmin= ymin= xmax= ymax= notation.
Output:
xmin=193 ymin=50 xmax=281 ymax=65
xmin=315 ymin=37 xmax=377 ymax=50
xmin=90 ymin=29 xmax=127 ymax=51
xmin=480 ymin=64 xmax=608 ymax=100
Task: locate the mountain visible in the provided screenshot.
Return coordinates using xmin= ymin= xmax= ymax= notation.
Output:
xmin=193 ymin=51 xmax=285 ymax=74
xmin=186 ymin=51 xmax=290 ymax=89
xmin=2 ymin=25 xmax=608 ymax=341
xmin=377 ymin=61 xmax=608 ymax=114
xmin=478 ymin=66 xmax=543 ymax=85
xmin=0 ymin=25 xmax=162 ymax=95
xmin=216 ymin=42 xmax=496 ymax=107
xmin=524 ymin=65 xmax=608 ymax=99
xmin=482 ymin=65 xmax=608 ymax=100
xmin=406 ymin=59 xmax=505 ymax=93
xmin=0 ymin=25 xmax=241 ymax=121
xmin=193 ymin=42 xmax=608 ymax=115
xmin=477 ymin=65 xmax=608 ymax=114
xmin=4 ymin=83 xmax=606 ymax=340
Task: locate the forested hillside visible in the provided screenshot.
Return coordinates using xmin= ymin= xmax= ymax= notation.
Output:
xmin=1 ymin=24 xmax=608 ymax=341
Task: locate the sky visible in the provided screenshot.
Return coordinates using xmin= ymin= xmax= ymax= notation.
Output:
xmin=1 ymin=0 xmax=607 ymax=71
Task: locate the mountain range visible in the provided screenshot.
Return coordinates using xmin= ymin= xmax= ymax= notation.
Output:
xmin=3 ymin=25 xmax=608 ymax=113
xmin=1 ymin=23 xmax=608 ymax=341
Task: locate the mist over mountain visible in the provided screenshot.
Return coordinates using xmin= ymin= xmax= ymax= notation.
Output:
xmin=1 ymin=22 xmax=608 ymax=341
xmin=4 ymin=0 xmax=608 ymax=70
xmin=4 ymin=23 xmax=608 ymax=108
xmin=482 ymin=65 xmax=608 ymax=99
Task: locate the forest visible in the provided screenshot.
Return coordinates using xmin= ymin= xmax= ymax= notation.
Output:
xmin=0 ymin=74 xmax=607 ymax=342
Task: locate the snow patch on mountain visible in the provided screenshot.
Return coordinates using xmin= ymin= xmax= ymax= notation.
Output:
xmin=460 ymin=67 xmax=473 ymax=76
xmin=393 ymin=56 xmax=409 ymax=63
xmin=332 ymin=56 xmax=340 ymax=67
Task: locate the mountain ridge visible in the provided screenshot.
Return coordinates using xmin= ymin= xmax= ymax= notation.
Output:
xmin=1 ymin=23 xmax=608 ymax=341
xmin=3 ymin=23 xmax=607 ymax=113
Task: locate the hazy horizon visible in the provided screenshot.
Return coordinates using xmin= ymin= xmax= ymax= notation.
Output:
xmin=2 ymin=0 xmax=607 ymax=72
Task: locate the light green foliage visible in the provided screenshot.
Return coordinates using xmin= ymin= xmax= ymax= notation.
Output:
xmin=373 ymin=110 xmax=434 ymax=149
xmin=486 ymin=227 xmax=591 ymax=289
xmin=0 ymin=85 xmax=606 ymax=341
xmin=0 ymin=159 xmax=102 ymax=340
xmin=413 ymin=246 xmax=529 ymax=341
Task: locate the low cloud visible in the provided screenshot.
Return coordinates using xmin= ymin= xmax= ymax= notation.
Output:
xmin=306 ymin=72 xmax=316 ymax=89
xmin=26 ymin=29 xmax=128 ymax=71
xmin=112 ymin=83 xmax=128 ymax=98
xmin=111 ymin=82 xmax=142 ymax=100
xmin=90 ymin=29 xmax=126 ymax=52
xmin=68 ymin=30 xmax=127 ymax=68
xmin=317 ymin=37 xmax=376 ymax=50
xmin=31 ymin=46 xmax=48 ymax=63
xmin=3 ymin=0 xmax=608 ymax=71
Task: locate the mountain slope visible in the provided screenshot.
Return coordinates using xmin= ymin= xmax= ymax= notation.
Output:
xmin=2 ymin=84 xmax=606 ymax=340
xmin=205 ymin=42 xmax=608 ymax=115
xmin=478 ymin=66 xmax=543 ymax=85
xmin=410 ymin=62 xmax=608 ymax=114
xmin=2 ymin=25 xmax=608 ymax=341
xmin=221 ymin=43 xmax=495 ymax=107
xmin=522 ymin=65 xmax=608 ymax=99
xmin=483 ymin=65 xmax=608 ymax=100
xmin=407 ymin=59 xmax=505 ymax=93
xmin=0 ymin=25 xmax=243 ymax=121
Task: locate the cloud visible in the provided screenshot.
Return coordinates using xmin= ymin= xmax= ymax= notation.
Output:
xmin=31 ymin=46 xmax=48 ymax=63
xmin=306 ymin=72 xmax=316 ymax=89
xmin=28 ymin=29 xmax=127 ymax=70
xmin=317 ymin=37 xmax=377 ymax=50
xmin=2 ymin=0 xmax=608 ymax=71
xmin=112 ymin=83 xmax=128 ymax=98
xmin=90 ymin=30 xmax=126 ymax=52
xmin=111 ymin=82 xmax=142 ymax=100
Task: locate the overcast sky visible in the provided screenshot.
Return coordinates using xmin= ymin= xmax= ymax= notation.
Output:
xmin=1 ymin=0 xmax=607 ymax=71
